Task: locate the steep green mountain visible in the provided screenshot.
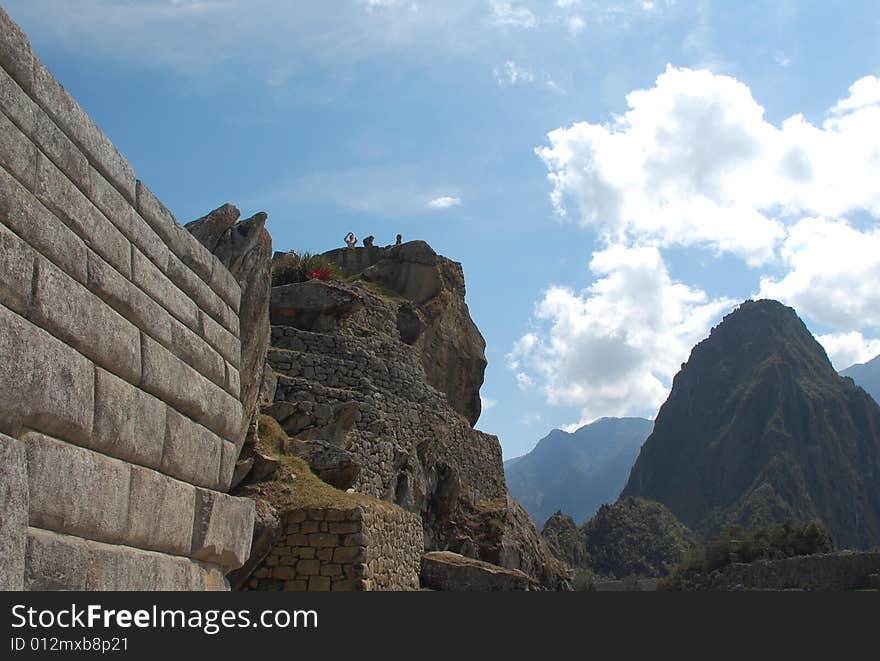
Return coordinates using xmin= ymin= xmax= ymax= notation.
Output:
xmin=841 ymin=353 xmax=880 ymax=406
xmin=541 ymin=498 xmax=698 ymax=579
xmin=622 ymin=299 xmax=880 ymax=549
xmin=505 ymin=417 xmax=653 ymax=526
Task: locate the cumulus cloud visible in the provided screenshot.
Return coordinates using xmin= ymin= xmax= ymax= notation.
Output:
xmin=509 ymin=245 xmax=735 ymax=425
xmin=830 ymin=75 xmax=880 ymax=114
xmin=816 ymin=332 xmax=880 ymax=372
xmin=536 ymin=65 xmax=880 ymax=265
xmin=758 ymin=217 xmax=880 ymax=330
xmin=427 ymin=195 xmax=461 ymax=209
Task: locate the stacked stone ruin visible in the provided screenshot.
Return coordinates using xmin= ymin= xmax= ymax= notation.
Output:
xmin=0 ymin=9 xmax=254 ymax=590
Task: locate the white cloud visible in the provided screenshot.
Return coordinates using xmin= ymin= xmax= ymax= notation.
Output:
xmin=509 ymin=245 xmax=734 ymax=424
xmin=759 ymin=217 xmax=880 ymax=330
xmin=830 ymin=75 xmax=880 ymax=114
xmin=816 ymin=332 xmax=880 ymax=371
xmin=481 ymin=395 xmax=498 ymax=411
xmin=516 ymin=372 xmax=535 ymax=390
xmin=567 ymin=15 xmax=586 ymax=34
xmin=491 ymin=1 xmax=537 ymax=28
xmin=536 ymin=65 xmax=880 ymax=266
xmin=494 ymin=60 xmax=535 ymax=86
xmin=427 ymin=195 xmax=461 ymax=209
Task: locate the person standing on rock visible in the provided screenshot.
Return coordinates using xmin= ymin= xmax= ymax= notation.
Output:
xmin=344 ymin=232 xmax=358 ymax=248
xmin=363 ymin=235 xmax=375 ymax=247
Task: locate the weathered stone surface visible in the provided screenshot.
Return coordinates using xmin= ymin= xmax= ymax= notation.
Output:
xmin=0 ymin=433 xmax=26 ymax=590
xmin=420 ymin=551 xmax=532 ymax=591
xmin=90 ymin=166 xmax=168 ymax=270
xmin=228 ymin=499 xmax=281 ymax=590
xmin=30 ymin=257 xmax=141 ymax=383
xmin=169 ymin=315 xmax=226 ymax=387
xmin=270 ymin=280 xmax=363 ymax=331
xmin=93 ymin=368 xmax=166 ymax=469
xmin=168 ymin=251 xmax=236 ymax=339
xmin=287 ymin=439 xmax=361 ymax=490
xmin=0 ymin=8 xmax=34 ymax=91
xmin=0 ymin=219 xmax=34 ymax=315
xmin=191 ymin=488 xmax=255 ymax=571
xmin=0 ymin=167 xmax=88 ymax=285
xmin=201 ymin=309 xmax=241 ymax=367
xmin=187 ymin=205 xmax=271 ymax=448
xmin=35 ymin=152 xmax=131 ymax=278
xmin=127 ymin=466 xmax=196 ymax=556
xmin=0 ymin=64 xmax=36 ymax=137
xmin=32 ymin=255 xmax=142 ymax=384
xmin=132 ymin=247 xmax=199 ymax=332
xmin=24 ymin=432 xmax=130 ymax=545
xmin=0 ymin=107 xmax=36 ymax=188
xmin=24 ymin=527 xmax=90 ymax=591
xmin=163 ymin=409 xmax=223 ymax=490
xmin=32 ymin=57 xmax=136 ymax=203
xmin=0 ymin=303 xmax=94 ymax=444
xmin=220 ymin=440 xmax=240 ymax=492
xmin=141 ymin=334 xmax=242 ymax=442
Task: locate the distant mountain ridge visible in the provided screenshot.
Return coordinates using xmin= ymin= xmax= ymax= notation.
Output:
xmin=841 ymin=354 xmax=880 ymax=405
xmin=505 ymin=417 xmax=653 ymax=526
xmin=622 ymin=299 xmax=880 ymax=549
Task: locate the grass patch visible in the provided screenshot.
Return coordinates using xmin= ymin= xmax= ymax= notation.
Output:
xmin=272 ymin=251 xmax=339 ymax=286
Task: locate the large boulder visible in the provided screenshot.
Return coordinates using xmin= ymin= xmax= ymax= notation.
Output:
xmin=420 ymin=551 xmax=531 ymax=591
xmin=186 ymin=204 xmax=272 ymax=451
xmin=270 ymin=280 xmax=363 ymax=332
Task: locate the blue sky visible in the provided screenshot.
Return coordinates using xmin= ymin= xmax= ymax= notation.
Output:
xmin=7 ymin=0 xmax=879 ymax=459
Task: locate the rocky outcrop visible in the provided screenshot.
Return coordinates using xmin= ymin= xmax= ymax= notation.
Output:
xmin=622 ymin=299 xmax=880 ymax=549
xmin=186 ymin=204 xmax=272 ymax=450
xmin=541 ymin=511 xmax=589 ymax=569
xmin=323 ymin=242 xmax=486 ymax=426
xmin=420 ymin=551 xmax=531 ymax=591
xmin=264 ymin=243 xmax=568 ymax=589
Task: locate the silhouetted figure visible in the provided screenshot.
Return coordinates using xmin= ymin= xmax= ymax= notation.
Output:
xmin=395 ymin=234 xmax=402 ymax=245
xmin=363 ymin=235 xmax=375 ymax=247
xmin=344 ymin=232 xmax=357 ymax=248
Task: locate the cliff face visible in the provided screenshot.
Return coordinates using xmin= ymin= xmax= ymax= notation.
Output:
xmin=265 ymin=243 xmax=568 ymax=588
xmin=622 ymin=299 xmax=880 ymax=549
xmin=841 ymin=354 xmax=880 ymax=406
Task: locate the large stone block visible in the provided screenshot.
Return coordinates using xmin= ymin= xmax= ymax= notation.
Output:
xmin=0 ymin=8 xmax=34 ymax=92
xmin=92 ymin=368 xmax=166 ymax=469
xmin=90 ymin=166 xmax=168 ymax=270
xmin=127 ymin=466 xmax=196 ymax=556
xmin=132 ymin=247 xmax=199 ymax=332
xmin=87 ymin=539 xmax=212 ymax=591
xmin=135 ymin=179 xmax=179 ymax=247
xmin=24 ymin=432 xmax=131 ymax=545
xmin=0 ymin=64 xmax=35 ymax=137
xmin=86 ymin=249 xmax=172 ymax=346
xmin=0 ymin=220 xmax=34 ymax=315
xmin=0 ymin=108 xmax=36 ymax=187
xmin=32 ymin=57 xmax=136 ymax=203
xmin=168 ymin=251 xmax=236 ymax=338
xmin=24 ymin=527 xmax=90 ymax=591
xmin=0 ymin=303 xmax=94 ymax=443
xmin=210 ymin=253 xmax=241 ymax=314
xmin=169 ymin=316 xmax=226 ymax=388
xmin=0 ymin=167 xmax=88 ymax=284
xmin=140 ymin=334 xmax=242 ymax=442
xmin=35 ymin=152 xmax=131 ymax=277
xmin=219 ymin=440 xmax=238 ymax=492
xmin=190 ymin=487 xmax=255 ymax=571
xmin=162 ymin=409 xmax=223 ymax=489
xmin=0 ymin=433 xmax=27 ymax=590
xmin=225 ymin=360 xmax=241 ymax=398
xmin=201 ymin=309 xmax=241 ymax=368
xmin=32 ymin=255 xmax=141 ymax=384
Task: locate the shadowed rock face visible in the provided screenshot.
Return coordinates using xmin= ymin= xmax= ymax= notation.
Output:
xmin=622 ymin=299 xmax=880 ymax=549
xmin=841 ymin=353 xmax=880 ymax=406
xmin=266 ymin=241 xmax=568 ymax=588
xmin=186 ymin=204 xmax=272 ymax=451
xmin=322 ymin=242 xmax=487 ymax=427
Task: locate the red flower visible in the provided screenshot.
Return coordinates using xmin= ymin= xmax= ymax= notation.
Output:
xmin=307 ymin=268 xmax=334 ymax=281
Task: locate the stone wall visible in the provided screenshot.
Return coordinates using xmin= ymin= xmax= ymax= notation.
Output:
xmin=689 ymin=551 xmax=880 ymax=591
xmin=245 ymin=504 xmax=422 ymax=591
xmin=0 ymin=9 xmax=254 ymax=590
